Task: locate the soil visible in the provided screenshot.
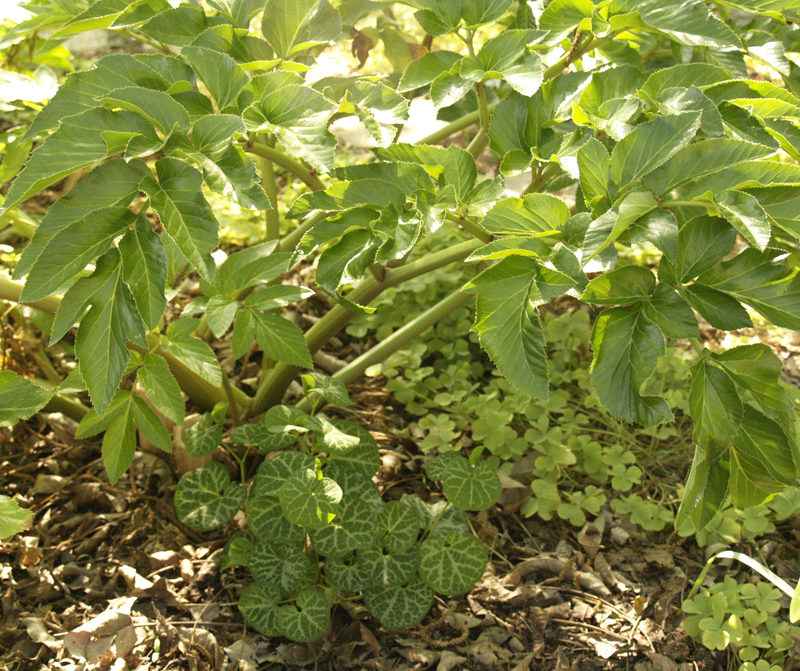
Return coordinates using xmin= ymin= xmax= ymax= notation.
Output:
xmin=4 ymin=384 xmax=772 ymax=671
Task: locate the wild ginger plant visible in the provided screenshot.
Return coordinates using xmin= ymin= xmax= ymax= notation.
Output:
xmin=1 ymin=0 xmax=800 ymax=637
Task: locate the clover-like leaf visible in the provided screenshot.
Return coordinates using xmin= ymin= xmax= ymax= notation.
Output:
xmin=250 ymin=540 xmax=313 ymax=596
xmin=439 ymin=455 xmax=501 ymax=512
xmin=279 ymin=469 xmax=343 ymax=529
xmin=277 ymin=589 xmax=331 ymax=642
xmin=310 ymin=497 xmax=380 ymax=558
xmin=239 ymin=582 xmax=281 ymax=637
xmin=363 ymin=577 xmax=434 ymax=630
xmin=379 ymin=500 xmax=422 ymax=553
xmin=418 ymin=532 xmax=488 ymax=595
xmin=247 ymin=495 xmax=307 ymax=544
xmin=174 ymin=461 xmax=246 ymax=532
xmin=360 ymin=546 xmax=420 ymax=588
xmin=250 ymin=452 xmax=315 ymax=499
xmin=184 ymin=412 xmax=223 ymax=457
xmin=220 ymin=531 xmax=254 ymax=570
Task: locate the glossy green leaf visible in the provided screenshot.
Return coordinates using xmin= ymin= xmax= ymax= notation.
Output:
xmin=215 ymin=242 xmax=289 ymax=296
xmin=581 ymin=266 xmax=655 ymax=305
xmin=206 ymin=295 xmax=239 ymax=338
xmin=184 ymin=412 xmax=223 ymax=457
xmin=398 ymin=51 xmax=462 ymax=92
xmin=465 ymin=257 xmax=548 ymax=400
xmin=250 ymin=540 xmax=312 ymax=595
xmin=643 ymin=284 xmax=698 ymax=339
xmin=578 ymin=137 xmax=611 ymax=213
xmin=711 ymin=344 xmax=791 ymax=417
xmin=462 ymin=0 xmax=514 ymax=26
xmin=119 ymin=212 xmax=167 ymax=330
xmin=713 ymin=191 xmax=772 ymax=252
xmin=277 ymin=589 xmax=330 ymax=642
xmin=140 ymin=4 xmax=212 ymax=45
xmin=0 ymin=371 xmax=53 ymax=428
xmin=101 ymin=393 xmax=137 ymax=485
xmin=139 ymin=353 xmax=184 ymax=425
xmin=617 ymin=208 xmax=679 ymax=261
xmin=689 ymin=358 xmax=743 ymax=446
xmin=301 ymin=372 xmax=352 ymax=408
xmin=238 ymin=583 xmax=281 ymax=636
xmin=161 ymin=322 xmax=224 ymax=388
xmin=680 ymin=284 xmax=753 ymax=330
xmin=101 ymin=86 xmax=190 ymax=135
xmin=262 ymin=0 xmax=341 ymax=58
xmin=181 ymin=46 xmax=249 ymax=114
xmin=539 ymin=0 xmax=593 ymax=33
xmin=481 ymin=195 xmax=570 ymax=237
xmin=174 ymin=461 xmax=247 ymax=532
xmin=419 ymin=532 xmax=488 ymax=595
xmin=590 ymin=304 xmax=672 ymax=426
xmin=231 ymin=309 xmax=256 ymax=360
xmin=140 ymin=158 xmax=219 ymax=282
xmin=364 ymin=578 xmax=434 ymax=630
xmin=671 ymin=215 xmax=738 ymax=283
xmin=0 ymin=495 xmax=31 ymax=540
xmin=676 ymin=447 xmax=730 ymax=532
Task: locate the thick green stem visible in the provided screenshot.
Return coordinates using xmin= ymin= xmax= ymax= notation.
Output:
xmin=41 ymin=390 xmax=90 ymax=421
xmin=259 ymin=135 xmax=282 ymax=242
xmin=445 ymin=212 xmax=491 ymax=243
xmin=243 ymin=140 xmax=326 ymax=192
xmin=0 ymin=272 xmax=60 ymax=315
xmin=659 ymin=199 xmax=712 ymax=210
xmin=523 ymin=162 xmax=562 ymax=195
xmin=247 ymin=239 xmax=482 ymax=416
xmin=277 ymin=210 xmax=328 ymax=253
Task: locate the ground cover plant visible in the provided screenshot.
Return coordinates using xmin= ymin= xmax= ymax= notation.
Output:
xmin=2 ymin=0 xmax=800 ymax=663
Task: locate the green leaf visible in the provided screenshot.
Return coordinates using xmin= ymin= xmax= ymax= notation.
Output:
xmin=430 ymin=63 xmax=472 ymax=109
xmin=419 ymin=532 xmax=488 ymax=595
xmin=231 ymin=309 xmax=256 ymax=360
xmin=101 ymin=86 xmax=190 ymax=135
xmin=312 ymin=418 xmax=361 ymax=453
xmin=140 ymin=158 xmax=219 ymax=282
xmin=643 ymin=284 xmax=698 ymax=339
xmin=251 ymin=311 xmax=313 ymax=368
xmin=617 ymin=208 xmax=679 ymax=261
xmin=465 ymin=257 xmax=548 ymax=400
xmin=52 ymin=0 xmax=131 ymax=36
xmin=462 ymin=0 xmax=514 ymax=26
xmin=325 ymin=427 xmax=381 ymax=491
xmin=262 ymin=0 xmax=341 ymax=58
xmin=74 ymin=250 xmax=147 ymax=415
xmin=119 ymin=212 xmax=167 ymax=331
xmin=161 ymin=323 xmax=224 ymax=388
xmin=300 ymin=372 xmax=352 ymax=408
xmin=363 ymin=578 xmax=434 ymax=630
xmin=711 ymin=344 xmax=791 ymax=418
xmin=131 ymin=394 xmax=172 ymax=452
xmin=609 ymin=0 xmax=739 ymax=48
xmin=215 ymin=242 xmax=289 ymax=296
xmin=278 ymin=589 xmax=330 ymax=642
xmin=250 ymin=540 xmax=312 ymax=595
xmin=250 ymin=451 xmax=315 ymax=497
xmin=539 ymin=0 xmax=593 ymax=33
xmin=730 ymin=405 xmax=796 ymax=507
xmin=139 ymin=353 xmax=184 ymax=425
xmin=581 ymin=266 xmax=655 ymax=305
xmin=676 ymin=447 xmax=730 ymax=532
xmin=481 ymin=195 xmax=570 ymax=237
xmin=174 ymin=461 xmax=247 ymax=532
xmin=698 ymin=248 xmax=800 ymax=330
xmin=590 ymin=304 xmax=672 ymax=426
xmin=398 ymin=51 xmax=462 ymax=92
xmin=324 ymin=553 xmax=372 ymax=592
xmin=361 ymin=546 xmax=420 ymax=587
xmin=578 ymin=137 xmax=611 ymax=213
xmin=670 ymin=215 xmax=738 ymax=283
xmin=442 ymin=457 xmax=501 ymax=512
xmin=206 ymin=295 xmax=239 ymax=339
xmin=184 ymin=413 xmax=223 ymax=457
xmin=689 ymin=358 xmax=743 ymax=446
xmin=310 ymin=497 xmax=380 ymax=558
xmin=680 ymin=284 xmax=753 ymax=330
xmin=247 ymin=496 xmax=306 ymax=544
xmin=0 ymin=496 xmax=31 ymax=539
xmin=466 ymin=237 xmax=552 ymax=262
xmin=379 ymin=500 xmax=422 ymax=553
xmin=0 ymin=372 xmax=53 ymax=428
xmin=279 ymin=469 xmax=342 ymax=529
xmin=609 ymin=112 xmax=701 ymax=192
xmin=102 ymin=393 xmax=137 ymax=485
xmin=14 ymin=159 xmax=149 ymax=281
xmin=461 ymin=30 xmax=544 ymax=97
xmin=238 ymin=583 xmax=281 ymax=636
xmin=242 ymin=83 xmax=337 ymax=174
xmin=713 ymin=191 xmax=772 ymax=252
xmin=404 ymin=495 xmax=469 ymax=538
xmin=181 ymin=46 xmax=249 ymax=112
xmin=140 ymin=4 xmax=212 ymax=46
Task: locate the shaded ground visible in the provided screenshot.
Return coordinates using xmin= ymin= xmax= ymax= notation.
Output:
xmin=1 ymin=388 xmax=743 ymax=671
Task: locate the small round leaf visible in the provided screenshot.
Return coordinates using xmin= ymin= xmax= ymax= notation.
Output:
xmin=360 ymin=546 xmax=420 ymax=588
xmin=441 ymin=457 xmax=501 ymax=511
xmin=419 ymin=532 xmax=487 ymax=595
xmin=174 ymin=461 xmax=246 ymax=532
xmin=379 ymin=500 xmax=422 ymax=553
xmin=184 ymin=412 xmax=223 ymax=457
xmin=279 ymin=469 xmax=342 ymax=529
xmin=220 ymin=531 xmax=253 ymax=570
xmin=249 ymin=540 xmax=312 ymax=596
xmin=364 ymin=577 xmax=434 ymax=630
xmin=310 ymin=497 xmax=380 ymax=558
xmin=277 ymin=589 xmax=330 ymax=642
xmin=250 ymin=451 xmax=315 ymax=499
xmin=247 ymin=495 xmax=306 ymax=544
xmin=239 ymin=582 xmax=281 ymax=637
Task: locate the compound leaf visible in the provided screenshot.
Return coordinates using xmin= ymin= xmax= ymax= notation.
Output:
xmin=139 ymin=353 xmax=184 ymax=425
xmin=0 ymin=371 xmax=53 ymax=428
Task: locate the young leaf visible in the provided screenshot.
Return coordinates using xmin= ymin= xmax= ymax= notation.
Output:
xmin=312 ymin=418 xmax=361 ymax=454
xmin=301 ymin=372 xmax=352 ymax=408
xmin=184 ymin=412 xmax=223 ymax=457
xmin=174 ymin=461 xmax=247 ymax=532
xmin=0 ymin=495 xmax=31 ymax=539
xmin=140 ymin=157 xmax=219 ymax=282
xmin=465 ymin=257 xmax=549 ymax=400
xmin=325 ymin=428 xmax=381 ymax=490
xmin=418 ymin=532 xmax=488 ymax=595
xmin=0 ymin=372 xmax=53 ymax=428
xmin=238 ymin=583 xmax=281 ymax=637
xmin=250 ymin=540 xmax=312 ymax=595
xmin=363 ymin=578 xmax=434 ymax=630
xmin=279 ymin=469 xmax=343 ymax=529
xmin=206 ymin=295 xmax=239 ymax=338
xmin=590 ymin=304 xmax=672 ymax=426
xmin=277 ymin=589 xmax=331 ymax=642
xmin=139 ymin=353 xmax=184 ymax=425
